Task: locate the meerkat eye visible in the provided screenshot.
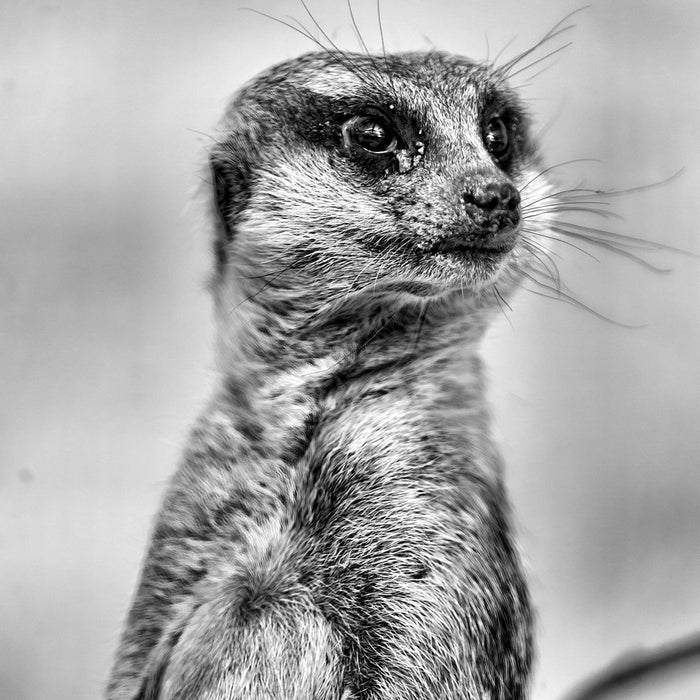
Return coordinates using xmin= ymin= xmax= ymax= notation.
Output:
xmin=342 ymin=115 xmax=397 ymax=154
xmin=483 ymin=115 xmax=510 ymax=161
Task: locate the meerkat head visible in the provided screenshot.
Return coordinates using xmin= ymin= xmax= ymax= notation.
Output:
xmin=209 ymin=51 xmax=551 ymax=351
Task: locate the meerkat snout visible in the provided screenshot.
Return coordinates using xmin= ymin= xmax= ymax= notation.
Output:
xmin=460 ymin=175 xmax=522 ymax=245
xmin=462 ymin=179 xmax=521 ymax=215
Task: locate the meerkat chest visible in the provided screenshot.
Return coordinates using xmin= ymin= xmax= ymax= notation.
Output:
xmin=296 ymin=358 xmax=501 ymax=530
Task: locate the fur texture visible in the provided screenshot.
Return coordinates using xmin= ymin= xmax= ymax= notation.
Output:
xmin=107 ymin=49 xmax=556 ymax=699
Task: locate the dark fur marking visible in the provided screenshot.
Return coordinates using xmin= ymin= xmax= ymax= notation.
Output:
xmin=209 ymin=143 xmax=255 ymax=272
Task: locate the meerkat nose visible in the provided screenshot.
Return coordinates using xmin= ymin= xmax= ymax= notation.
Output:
xmin=461 ymin=179 xmax=521 ymax=238
xmin=462 ymin=181 xmax=520 ymax=213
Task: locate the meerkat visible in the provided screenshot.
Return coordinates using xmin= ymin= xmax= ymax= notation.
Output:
xmin=106 ymin=28 xmax=577 ymax=700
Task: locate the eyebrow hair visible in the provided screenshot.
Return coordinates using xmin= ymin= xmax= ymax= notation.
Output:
xmin=302 ymin=69 xmax=366 ymax=99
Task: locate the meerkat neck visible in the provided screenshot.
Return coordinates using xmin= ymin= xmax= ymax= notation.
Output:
xmin=214 ymin=281 xmax=492 ymax=436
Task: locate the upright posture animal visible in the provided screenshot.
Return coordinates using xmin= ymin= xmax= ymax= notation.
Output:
xmin=108 ymin=41 xmax=564 ymax=699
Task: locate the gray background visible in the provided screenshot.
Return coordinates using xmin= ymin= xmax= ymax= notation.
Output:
xmin=1 ymin=1 xmax=699 ymax=698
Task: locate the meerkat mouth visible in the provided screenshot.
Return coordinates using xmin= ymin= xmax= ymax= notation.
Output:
xmin=418 ymin=229 xmax=519 ymax=285
xmin=430 ymin=239 xmax=515 ymax=256
xmin=427 ymin=229 xmax=518 ymax=258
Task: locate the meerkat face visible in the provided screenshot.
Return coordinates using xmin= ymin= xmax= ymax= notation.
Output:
xmin=210 ymin=51 xmax=549 ymax=311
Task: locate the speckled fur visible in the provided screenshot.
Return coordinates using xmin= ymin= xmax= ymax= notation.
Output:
xmin=107 ymin=50 xmax=555 ymax=699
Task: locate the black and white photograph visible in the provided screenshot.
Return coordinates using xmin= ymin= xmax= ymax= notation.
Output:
xmin=2 ymin=2 xmax=699 ymax=698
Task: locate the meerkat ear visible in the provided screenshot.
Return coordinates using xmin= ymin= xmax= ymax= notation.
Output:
xmin=209 ymin=155 xmax=233 ymax=269
xmin=211 ymin=157 xmax=231 ymax=236
xmin=208 ymin=108 xmax=261 ymax=270
xmin=209 ymin=144 xmax=254 ymax=270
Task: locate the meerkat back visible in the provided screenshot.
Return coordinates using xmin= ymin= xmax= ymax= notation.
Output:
xmin=107 ymin=46 xmax=556 ymax=700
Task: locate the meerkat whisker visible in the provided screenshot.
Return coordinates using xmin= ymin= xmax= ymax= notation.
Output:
xmin=519 ymin=159 xmax=601 ymax=194
xmin=504 ymin=41 xmax=574 ymax=81
xmin=498 ymin=6 xmax=588 ymax=76
xmin=549 ymin=226 xmax=672 ymax=272
xmin=523 ymin=273 xmax=645 ymax=328
xmin=553 ymin=219 xmax=695 ymax=255
xmin=525 ymin=229 xmax=601 ymax=263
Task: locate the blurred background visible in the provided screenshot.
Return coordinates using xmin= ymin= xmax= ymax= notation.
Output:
xmin=1 ymin=1 xmax=699 ymax=698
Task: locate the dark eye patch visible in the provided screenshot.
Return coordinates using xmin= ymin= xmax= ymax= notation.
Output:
xmin=484 ymin=114 xmax=510 ymax=161
xmin=480 ymin=93 xmax=530 ymax=171
xmin=342 ymin=115 xmax=398 ymax=154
